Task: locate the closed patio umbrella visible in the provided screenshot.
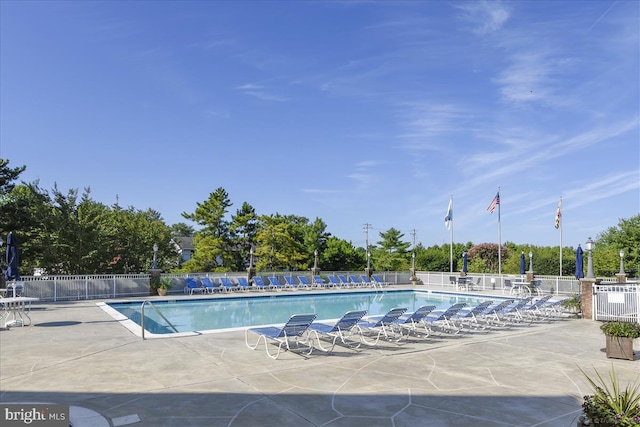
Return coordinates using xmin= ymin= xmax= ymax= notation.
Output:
xmin=462 ymin=252 xmax=468 ymax=273
xmin=575 ymin=245 xmax=584 ymax=279
xmin=519 ymin=252 xmax=526 ymax=275
xmin=5 ymin=231 xmax=20 ymax=281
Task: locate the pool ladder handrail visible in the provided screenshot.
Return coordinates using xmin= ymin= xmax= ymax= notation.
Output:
xmin=141 ymin=300 xmax=179 ymax=340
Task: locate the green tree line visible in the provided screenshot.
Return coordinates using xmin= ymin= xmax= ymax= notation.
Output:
xmin=1 ymin=159 xmax=638 ymax=278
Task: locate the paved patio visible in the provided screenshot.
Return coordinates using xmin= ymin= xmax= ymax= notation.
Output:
xmin=1 ymin=286 xmax=638 ymax=427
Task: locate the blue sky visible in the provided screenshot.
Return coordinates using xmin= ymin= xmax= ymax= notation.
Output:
xmin=1 ymin=1 xmax=638 ymax=250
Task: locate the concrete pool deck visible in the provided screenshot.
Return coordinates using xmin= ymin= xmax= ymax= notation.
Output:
xmin=1 ymin=285 xmax=638 ymax=427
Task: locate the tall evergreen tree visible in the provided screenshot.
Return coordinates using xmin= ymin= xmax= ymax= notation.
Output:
xmin=230 ymin=202 xmax=258 ymax=270
xmin=181 ymin=188 xmax=233 ymax=271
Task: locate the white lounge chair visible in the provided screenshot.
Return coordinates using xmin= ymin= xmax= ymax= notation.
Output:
xmin=245 ymin=313 xmax=317 ymax=359
xmin=371 ymin=275 xmax=391 ymax=287
xmin=200 ymin=277 xmax=221 ymax=294
xmin=355 ymin=307 xmax=408 ymax=345
xmin=422 ymin=302 xmax=467 ymax=334
xmin=396 ymin=305 xmax=437 ymax=337
xmin=307 ymin=310 xmax=368 ymax=352
xmin=184 ymin=278 xmax=206 ymax=295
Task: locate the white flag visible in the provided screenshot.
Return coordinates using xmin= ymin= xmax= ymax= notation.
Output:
xmin=444 ymin=198 xmax=453 ymax=230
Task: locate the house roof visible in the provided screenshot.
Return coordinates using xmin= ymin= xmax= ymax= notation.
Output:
xmin=173 ymin=236 xmax=194 ymax=251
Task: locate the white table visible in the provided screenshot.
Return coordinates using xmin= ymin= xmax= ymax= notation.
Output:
xmin=0 ymin=296 xmax=39 ymax=327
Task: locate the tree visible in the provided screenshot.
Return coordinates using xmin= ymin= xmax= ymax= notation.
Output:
xmin=597 ymin=215 xmax=640 ymax=277
xmin=169 ymin=222 xmax=195 ymax=238
xmin=181 ymin=188 xmax=233 ymax=271
xmin=303 ymin=217 xmax=331 ymax=267
xmin=0 ymin=158 xmax=26 ymax=195
xmin=108 ymin=205 xmax=174 ymax=274
xmin=419 ymin=244 xmax=452 ymax=272
xmin=254 ymin=214 xmax=306 ymax=271
xmin=321 ymin=237 xmax=364 ymax=271
xmin=229 ymin=202 xmax=258 ymax=270
xmin=0 ymin=182 xmax=52 ymax=274
xmin=467 ymin=243 xmax=510 ymax=273
xmin=46 ymin=186 xmax=112 ymax=275
xmin=373 ymin=228 xmax=411 ymax=271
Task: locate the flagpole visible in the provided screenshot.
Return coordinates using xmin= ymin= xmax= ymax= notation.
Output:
xmin=559 ymin=196 xmax=563 ymax=276
xmin=450 ymin=195 xmax=453 ymax=273
xmin=497 ymin=188 xmax=502 ymax=276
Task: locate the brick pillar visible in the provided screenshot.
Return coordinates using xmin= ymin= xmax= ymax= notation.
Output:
xmin=580 ymin=278 xmax=596 ymax=319
xmin=615 ymin=273 xmax=627 ymax=283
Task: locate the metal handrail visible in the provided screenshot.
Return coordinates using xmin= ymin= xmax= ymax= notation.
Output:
xmin=141 ymin=300 xmax=179 ymax=340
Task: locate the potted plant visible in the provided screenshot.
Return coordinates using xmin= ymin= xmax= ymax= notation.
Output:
xmin=578 ymin=365 xmax=640 ymax=426
xmin=410 ymin=272 xmax=421 ymax=286
xmin=150 ymin=276 xmax=173 ymax=296
xmin=562 ymin=294 xmax=582 ymax=317
xmin=600 ymin=321 xmax=640 ymax=361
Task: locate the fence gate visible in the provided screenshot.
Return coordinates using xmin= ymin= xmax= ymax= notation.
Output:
xmin=592 ymin=284 xmax=639 ymax=323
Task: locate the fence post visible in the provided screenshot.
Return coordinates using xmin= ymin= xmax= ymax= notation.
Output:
xmin=636 ymin=289 xmax=640 ymax=324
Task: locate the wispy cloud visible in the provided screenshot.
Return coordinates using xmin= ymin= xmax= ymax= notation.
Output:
xmin=395 ymin=102 xmax=473 ymax=149
xmin=566 ymin=171 xmax=640 ymax=209
xmin=495 ymin=51 xmax=576 ymax=105
xmin=463 ymin=117 xmax=639 ymax=186
xmin=346 ymin=161 xmax=385 ymax=188
xmin=302 ymin=188 xmax=340 ymax=194
xmin=234 ymin=83 xmax=287 ymax=102
xmin=455 ymin=0 xmax=511 ymax=35
xmin=355 ymin=160 xmax=385 ymax=168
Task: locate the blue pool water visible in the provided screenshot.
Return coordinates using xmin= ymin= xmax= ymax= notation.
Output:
xmin=106 ymin=290 xmax=502 ymax=335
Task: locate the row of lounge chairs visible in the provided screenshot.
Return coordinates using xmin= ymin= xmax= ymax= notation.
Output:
xmin=183 ymin=274 xmax=391 ymax=295
xmin=245 ymin=295 xmax=571 ymax=358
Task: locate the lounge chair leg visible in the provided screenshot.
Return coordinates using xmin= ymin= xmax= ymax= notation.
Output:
xmin=355 ymin=326 xmax=383 ymax=346
xmin=307 ymin=330 xmax=336 ymax=353
xmin=264 ymin=340 xmax=284 ymax=359
xmin=245 ymin=330 xmax=266 ymax=350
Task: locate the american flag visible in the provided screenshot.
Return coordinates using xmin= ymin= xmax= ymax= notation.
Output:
xmin=555 ymin=199 xmax=562 ymax=229
xmin=487 ymin=192 xmax=500 ymax=213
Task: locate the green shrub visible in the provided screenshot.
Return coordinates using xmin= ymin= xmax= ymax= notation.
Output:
xmin=600 ymin=321 xmax=640 ymax=338
xmin=580 ymin=365 xmax=640 ymax=426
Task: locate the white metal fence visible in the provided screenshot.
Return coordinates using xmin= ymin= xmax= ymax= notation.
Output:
xmin=592 ymin=283 xmax=639 ymax=323
xmin=12 ymin=270 xmax=588 ymax=302
xmin=415 ymin=272 xmax=581 ymax=295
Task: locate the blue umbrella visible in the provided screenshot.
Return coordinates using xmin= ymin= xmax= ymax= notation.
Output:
xmin=575 ymin=245 xmax=584 ymax=279
xmin=462 ymin=252 xmax=468 ymax=273
xmin=5 ymin=231 xmax=20 ymax=281
xmin=519 ymin=252 xmax=526 ymax=275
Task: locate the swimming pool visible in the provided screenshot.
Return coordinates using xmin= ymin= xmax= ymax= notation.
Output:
xmin=100 ymin=290 xmax=504 ymax=337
